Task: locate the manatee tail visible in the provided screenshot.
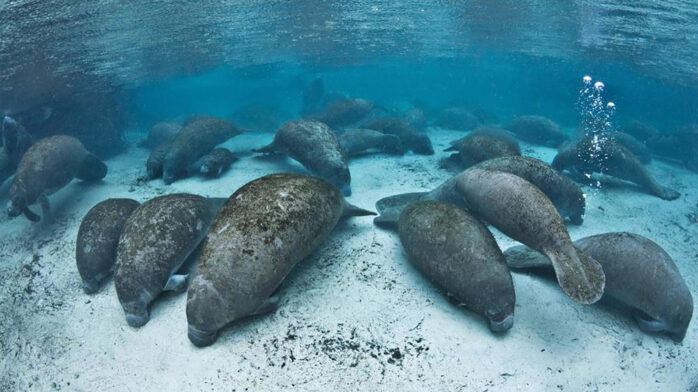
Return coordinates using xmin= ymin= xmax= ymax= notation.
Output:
xmin=76 ymin=153 xmax=108 ymax=181
xmin=342 ymin=201 xmax=377 ymax=218
xmin=374 ymin=192 xmax=427 ymax=228
xmin=503 ymin=245 xmax=552 ymax=269
xmin=544 ymin=245 xmax=606 ymax=305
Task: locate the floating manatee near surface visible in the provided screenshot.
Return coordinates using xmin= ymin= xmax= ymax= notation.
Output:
xmin=504 ymin=232 xmax=693 ymax=341
xmin=398 ymin=201 xmax=516 ymax=332
xmin=76 ymin=198 xmax=140 ymax=294
xmin=186 ymin=173 xmax=375 ymax=347
xmin=114 ymin=193 xmax=224 ymax=327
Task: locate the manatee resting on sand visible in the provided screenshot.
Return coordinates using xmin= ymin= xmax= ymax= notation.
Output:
xmin=76 ymin=198 xmax=140 ymax=294
xmin=196 ymin=148 xmax=237 ymax=177
xmin=146 ymin=141 xmax=171 ymax=180
xmin=505 ymin=232 xmax=693 ymax=341
xmin=140 ymin=121 xmax=180 ymax=149
xmin=114 ymin=194 xmax=223 ymax=327
xmin=442 ymin=127 xmax=521 ymax=169
xmin=552 ymin=136 xmax=679 ymax=200
xmin=456 ymin=169 xmax=605 ymax=304
xmin=186 ymin=173 xmax=375 ymax=347
xmin=7 ymin=135 xmax=107 ymax=222
xmin=366 ymin=118 xmax=434 ymax=155
xmin=506 ymin=115 xmax=568 ymax=147
xmin=313 ymin=98 xmax=375 ymax=128
xmin=399 ymin=201 xmax=515 ymax=332
xmin=253 ymin=119 xmax=352 ymax=195
xmin=339 ymin=129 xmax=404 ymax=157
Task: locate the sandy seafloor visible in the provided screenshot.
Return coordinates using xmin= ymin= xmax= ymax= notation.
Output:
xmin=0 ymin=126 xmax=696 ymax=392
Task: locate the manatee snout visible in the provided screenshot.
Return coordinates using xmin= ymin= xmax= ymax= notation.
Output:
xmin=7 ymin=197 xmax=23 ymax=218
xmin=411 ymin=134 xmax=434 ymax=155
xmin=488 ymin=313 xmax=514 ymax=333
xmin=82 ymin=279 xmax=100 ymax=294
xmin=2 ymin=115 xmax=17 ymax=130
xmin=123 ymin=301 xmax=150 ymax=328
xmin=186 ymin=278 xmax=228 ymax=347
xmin=188 ymin=325 xmax=218 ymax=348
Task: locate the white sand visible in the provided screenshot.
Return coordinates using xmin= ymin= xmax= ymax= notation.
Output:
xmin=0 ymin=127 xmax=696 ymax=391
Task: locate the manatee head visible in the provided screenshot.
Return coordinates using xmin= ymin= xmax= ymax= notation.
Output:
xmin=186 ymin=274 xmax=230 ymax=347
xmin=409 ymin=133 xmax=434 ymax=155
xmin=7 ymin=181 xmax=27 ymax=218
xmin=321 ymin=164 xmax=351 ymax=196
xmin=162 ymin=154 xmax=185 ymax=185
xmin=562 ymin=189 xmax=586 ymax=225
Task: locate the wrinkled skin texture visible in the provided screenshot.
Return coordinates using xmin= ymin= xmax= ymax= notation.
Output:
xmin=8 ymin=135 xmax=107 ymax=221
xmin=339 ymin=129 xmax=404 ymax=157
xmin=505 ymin=232 xmax=693 ymax=341
xmin=162 ymin=116 xmax=242 ymax=184
xmin=398 ymin=201 xmax=515 ymax=332
xmin=186 ymin=173 xmax=374 ymax=347
xmin=76 ymin=198 xmax=140 ymax=294
xmin=114 ymin=194 xmax=219 ymax=327
xmin=1 ymin=116 xmax=35 ymax=184
xmin=456 ymin=169 xmax=605 ymax=304
xmin=445 ymin=127 xmax=521 ymax=168
xmin=314 ymin=98 xmax=374 ymax=128
xmin=473 ymin=156 xmax=586 ymax=225
xmin=254 ymin=119 xmax=351 ymax=194
xmin=197 ymin=147 xmax=237 ymax=177
xmin=140 ymin=121 xmax=180 ymax=149
xmin=366 ymin=118 xmax=434 ymax=155
xmin=506 ymin=115 xmax=569 ymax=147
xmin=552 ymin=136 xmax=680 ymax=200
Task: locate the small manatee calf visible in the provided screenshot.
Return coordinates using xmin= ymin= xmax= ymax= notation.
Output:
xmin=195 ymin=147 xmax=237 ymax=177
xmin=8 ymin=135 xmax=107 ymax=222
xmin=140 ymin=121 xmax=180 ymax=149
xmin=253 ymin=119 xmax=352 ymax=195
xmin=506 ymin=115 xmax=569 ymax=147
xmin=114 ymin=194 xmax=223 ymax=327
xmin=162 ymin=116 xmax=243 ymax=184
xmin=76 ymin=198 xmax=140 ymax=294
xmin=552 ymin=136 xmax=679 ymax=200
xmin=399 ymin=201 xmax=516 ymax=332
xmin=366 ymin=117 xmax=434 ymax=155
xmin=339 ymin=129 xmax=405 ymax=157
xmin=456 ymin=168 xmax=605 ymax=304
xmin=313 ymin=98 xmax=375 ymax=128
xmin=442 ymin=127 xmax=521 ymax=169
xmin=434 ymin=107 xmax=481 ymax=131
xmin=1 ymin=116 xmax=35 ymax=184
xmin=186 ymin=173 xmax=375 ymax=347
xmin=505 ymin=232 xmax=693 ymax=341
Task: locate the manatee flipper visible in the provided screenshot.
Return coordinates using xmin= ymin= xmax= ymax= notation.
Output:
xmin=503 ymin=245 xmax=552 ymax=269
xmin=374 ymin=192 xmax=427 ymax=228
xmin=342 ymin=202 xmax=377 ymax=218
xmin=633 ymin=310 xmax=667 ymax=332
xmin=544 ymin=246 xmax=605 ymax=304
xmin=253 ymin=296 xmax=280 ymax=316
xmin=22 ymin=206 xmax=41 ymax=222
xmin=164 ymin=274 xmax=189 ymax=293
xmin=76 ymin=153 xmax=107 ymax=181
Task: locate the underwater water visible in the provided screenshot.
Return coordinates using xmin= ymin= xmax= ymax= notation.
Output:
xmin=1 ymin=1 xmax=697 ymax=391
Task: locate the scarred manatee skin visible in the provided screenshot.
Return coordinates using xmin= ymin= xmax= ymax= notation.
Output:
xmin=76 ymin=198 xmax=140 ymax=294
xmin=398 ymin=201 xmax=515 ymax=332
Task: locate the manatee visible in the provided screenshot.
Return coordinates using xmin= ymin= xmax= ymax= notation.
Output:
xmin=506 ymin=115 xmax=569 ymax=147
xmin=398 ymin=201 xmax=516 ymax=332
xmin=442 ymin=127 xmax=521 ymax=169
xmin=646 ymin=126 xmax=698 ymax=173
xmin=186 ymin=173 xmax=375 ymax=346
xmin=140 ymin=121 xmax=179 ymax=149
xmin=374 ymin=156 xmax=586 ymax=227
xmin=145 ymin=141 xmax=171 ymax=180
xmin=552 ymin=136 xmax=680 ymax=200
xmin=162 ymin=116 xmax=243 ymax=184
xmin=253 ymin=119 xmax=352 ymax=195
xmin=339 ymin=129 xmax=404 ymax=157
xmin=314 ymin=98 xmax=375 ymax=128
xmin=114 ymin=194 xmax=223 ymax=327
xmin=435 ymin=107 xmax=481 ymax=131
xmin=76 ymin=198 xmax=140 ymax=294
xmin=1 ymin=116 xmax=35 ymax=184
xmin=609 ymin=131 xmax=651 ymax=164
xmin=366 ymin=118 xmax=434 ymax=155
xmin=196 ymin=147 xmax=237 ymax=177
xmin=618 ymin=121 xmax=659 ymax=143
xmin=504 ymin=232 xmax=693 ymax=341
xmin=456 ymin=168 xmax=605 ymax=304
xmin=7 ymin=135 xmax=107 ymax=222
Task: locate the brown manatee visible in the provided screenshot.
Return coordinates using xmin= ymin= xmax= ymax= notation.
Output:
xmin=455 ymin=169 xmax=605 ymax=304
xmin=442 ymin=127 xmax=521 ymax=169
xmin=114 ymin=194 xmax=223 ymax=327
xmin=506 ymin=115 xmax=569 ymax=147
xmin=552 ymin=136 xmax=679 ymax=200
xmin=186 ymin=173 xmax=375 ymax=347
xmin=162 ymin=116 xmax=243 ymax=184
xmin=339 ymin=129 xmax=404 ymax=157
xmin=76 ymin=198 xmax=140 ymax=294
xmin=7 ymin=135 xmax=107 ymax=222
xmin=0 ymin=116 xmax=35 ymax=184
xmin=253 ymin=119 xmax=352 ymax=195
xmin=399 ymin=201 xmax=516 ymax=332
xmin=504 ymin=232 xmax=693 ymax=341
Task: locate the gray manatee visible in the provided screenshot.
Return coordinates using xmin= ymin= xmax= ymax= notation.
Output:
xmin=140 ymin=121 xmax=180 ymax=149
xmin=7 ymin=135 xmax=107 ymax=222
xmin=196 ymin=147 xmax=237 ymax=177
xmin=314 ymin=98 xmax=375 ymax=128
xmin=506 ymin=115 xmax=569 ymax=147
xmin=552 ymin=136 xmax=679 ymax=200
xmin=504 ymin=232 xmax=693 ymax=341
xmin=399 ymin=201 xmax=516 ymax=332
xmin=339 ymin=129 xmax=404 ymax=157
xmin=442 ymin=127 xmax=521 ymax=169
xmin=146 ymin=141 xmax=171 ymax=180
xmin=253 ymin=119 xmax=352 ymax=195
xmin=186 ymin=173 xmax=375 ymax=347
xmin=76 ymin=198 xmax=140 ymax=294
xmin=456 ymin=168 xmax=605 ymax=304
xmin=162 ymin=116 xmax=243 ymax=184
xmin=609 ymin=131 xmax=651 ymax=164
xmin=114 ymin=194 xmax=223 ymax=327
xmin=366 ymin=117 xmax=434 ymax=155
